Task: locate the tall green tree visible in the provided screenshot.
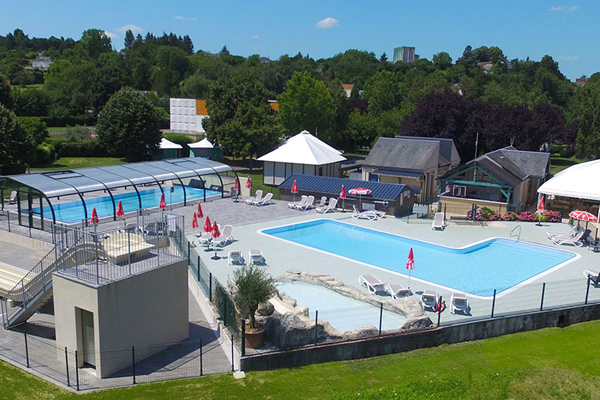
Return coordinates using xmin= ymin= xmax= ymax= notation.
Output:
xmin=277 ymin=71 xmax=336 ymax=141
xmin=363 ymin=70 xmax=403 ymax=114
xmin=575 ymin=77 xmax=600 ymax=159
xmin=79 ymin=29 xmax=112 ymax=59
xmin=0 ymin=104 xmax=34 ymax=174
xmin=97 ymin=87 xmax=162 ymax=162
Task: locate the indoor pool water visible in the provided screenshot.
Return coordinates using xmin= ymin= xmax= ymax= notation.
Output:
xmin=33 ymin=186 xmax=220 ymax=223
xmin=263 ymin=220 xmax=576 ymax=296
xmin=275 ymin=281 xmax=406 ymax=332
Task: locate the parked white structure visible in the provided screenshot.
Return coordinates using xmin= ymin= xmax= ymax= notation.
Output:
xmin=169 ymin=98 xmax=208 ymax=133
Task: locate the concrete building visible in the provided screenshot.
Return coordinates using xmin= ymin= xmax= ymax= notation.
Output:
xmin=393 ymin=47 xmax=418 ymax=63
xmin=169 ymin=98 xmax=208 ymax=133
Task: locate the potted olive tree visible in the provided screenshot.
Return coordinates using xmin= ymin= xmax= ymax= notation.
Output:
xmin=233 ymin=264 xmax=276 ymax=348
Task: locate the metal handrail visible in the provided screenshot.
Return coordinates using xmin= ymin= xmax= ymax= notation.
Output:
xmin=510 ymin=225 xmax=522 ymax=241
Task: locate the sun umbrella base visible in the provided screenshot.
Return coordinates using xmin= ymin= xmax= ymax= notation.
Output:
xmin=211 ymin=251 xmax=220 ymax=260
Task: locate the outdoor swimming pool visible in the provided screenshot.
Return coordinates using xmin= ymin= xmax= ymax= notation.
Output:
xmin=34 ymin=186 xmax=220 ymax=223
xmin=275 ymin=281 xmax=406 ymax=332
xmin=263 ymin=220 xmax=576 ymax=296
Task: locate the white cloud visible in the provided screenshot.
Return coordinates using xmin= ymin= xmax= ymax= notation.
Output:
xmin=174 ymin=15 xmax=197 ymax=21
xmin=316 ymin=17 xmax=339 ymax=29
xmin=550 ymin=5 xmax=579 ymax=12
xmin=116 ymin=24 xmax=144 ymax=34
xmin=558 ymin=56 xmax=579 ymax=61
xmin=253 ymin=35 xmax=260 ymax=40
xmin=104 ymin=31 xmax=117 ymax=40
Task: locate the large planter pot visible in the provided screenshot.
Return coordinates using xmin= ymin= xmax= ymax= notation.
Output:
xmin=244 ymin=327 xmax=266 ymax=349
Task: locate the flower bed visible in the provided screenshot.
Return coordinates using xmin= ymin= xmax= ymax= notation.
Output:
xmin=466 ymin=207 xmax=561 ymax=222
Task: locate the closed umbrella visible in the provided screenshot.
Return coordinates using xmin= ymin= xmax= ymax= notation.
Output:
xmin=233 ymin=178 xmax=240 ymax=201
xmin=116 ymin=200 xmax=125 ymax=217
xmin=192 ymin=212 xmax=198 ymax=229
xmin=159 ymin=194 xmax=167 ymax=210
xmin=406 ymin=248 xmax=415 ymax=289
xmin=203 ymin=216 xmax=212 ymax=252
xmin=340 ymin=185 xmax=346 ymax=210
xmin=535 ymin=195 xmax=545 ymax=226
xmin=90 ymin=207 xmax=99 ymax=225
xmin=197 ymin=202 xmax=203 ymax=218
xmin=246 ymin=176 xmax=252 ymax=189
xmin=291 ymin=180 xmax=298 ymax=202
xmin=211 ymin=221 xmax=221 ymax=260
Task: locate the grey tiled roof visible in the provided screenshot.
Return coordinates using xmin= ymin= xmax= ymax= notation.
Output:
xmin=363 ymin=137 xmax=439 ymax=171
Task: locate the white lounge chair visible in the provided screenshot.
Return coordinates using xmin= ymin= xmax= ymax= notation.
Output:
xmin=196 ymin=231 xmax=212 ymax=246
xmin=288 ymin=195 xmax=307 ymax=209
xmin=384 ymin=283 xmax=412 ymax=299
xmin=245 ymin=189 xmax=263 ymax=205
xmin=420 ymin=290 xmax=440 ymax=311
xmin=352 ymin=205 xmax=378 ymax=220
xmin=8 ymin=190 xmax=17 ymax=204
xmin=450 ymin=293 xmax=470 ymax=315
xmin=253 ymin=192 xmax=273 ymax=206
xmin=214 ymin=225 xmax=234 ymax=247
xmin=552 ymin=229 xmax=590 ymax=247
xmin=249 ymin=249 xmax=264 ymax=265
xmin=295 ymin=195 xmax=314 ymax=211
xmin=359 ymin=274 xmax=386 ymax=294
xmin=316 ymin=198 xmax=338 ymax=214
xmin=228 ymin=250 xmax=244 ymax=265
xmin=583 ymin=269 xmax=600 ymax=285
xmin=546 ymin=226 xmax=577 ymax=240
xmin=315 ymin=196 xmax=328 ymax=208
xmin=432 ymin=212 xmax=446 ymax=230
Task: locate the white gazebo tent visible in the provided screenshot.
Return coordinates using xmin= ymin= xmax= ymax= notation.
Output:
xmin=538 ymin=159 xmax=600 ymax=219
xmin=257 ymin=130 xmax=346 ymax=185
xmin=159 ymin=138 xmax=183 ymax=159
xmin=188 ymin=138 xmax=214 ymax=158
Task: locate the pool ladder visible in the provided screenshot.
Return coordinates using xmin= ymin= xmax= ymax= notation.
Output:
xmin=510 ymin=225 xmax=522 ymax=241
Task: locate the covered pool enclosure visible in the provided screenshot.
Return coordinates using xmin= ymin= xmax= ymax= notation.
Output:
xmin=0 ymin=158 xmax=238 ymax=230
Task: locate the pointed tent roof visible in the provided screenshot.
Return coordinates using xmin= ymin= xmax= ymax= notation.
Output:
xmin=159 ymin=138 xmax=183 ymax=149
xmin=538 ymin=159 xmax=600 ymax=201
xmin=188 ymin=138 xmax=214 ymax=149
xmin=257 ymin=130 xmax=346 ymax=165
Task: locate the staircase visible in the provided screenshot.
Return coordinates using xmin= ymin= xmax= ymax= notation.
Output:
xmin=1 ymin=240 xmax=106 ymax=329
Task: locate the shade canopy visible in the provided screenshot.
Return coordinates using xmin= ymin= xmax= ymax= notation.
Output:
xmin=159 ymin=138 xmax=183 ymax=149
xmin=538 ymin=159 xmax=600 ymax=201
xmin=257 ymin=130 xmax=346 ymax=165
xmin=188 ymin=138 xmax=214 ymax=149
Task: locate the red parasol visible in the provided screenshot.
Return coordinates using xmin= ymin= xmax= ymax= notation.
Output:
xmin=159 ymin=194 xmax=167 ymax=210
xmin=90 ymin=207 xmax=99 ymax=224
xmin=569 ymin=210 xmax=598 ymax=222
xmin=196 ymin=202 xmax=203 ymax=218
xmin=406 ymin=248 xmax=415 ymax=288
xmin=339 ymin=185 xmax=346 ymax=199
xmin=348 ymin=187 xmax=372 ymax=196
xmin=211 ymin=220 xmax=220 ymax=238
xmin=203 ymin=216 xmax=212 ymax=233
xmin=246 ymin=177 xmax=252 ymax=189
xmin=234 ymin=178 xmax=240 ymax=191
xmin=537 ymin=196 xmax=545 ymax=211
xmin=291 ymin=180 xmax=298 ymax=201
xmin=192 ymin=212 xmax=198 ymax=229
xmin=116 ymin=200 xmax=124 ymax=217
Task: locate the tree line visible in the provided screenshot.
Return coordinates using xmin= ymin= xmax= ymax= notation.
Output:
xmin=1 ymin=28 xmax=600 ymax=175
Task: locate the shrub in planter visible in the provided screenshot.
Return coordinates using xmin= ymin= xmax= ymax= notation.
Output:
xmin=232 ymin=264 xmax=276 ymax=331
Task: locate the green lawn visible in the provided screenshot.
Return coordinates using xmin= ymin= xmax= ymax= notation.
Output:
xmin=30 ymin=157 xmax=125 ymax=172
xmin=550 ymin=154 xmax=586 ymax=176
xmin=1 ymin=320 xmax=599 ymax=399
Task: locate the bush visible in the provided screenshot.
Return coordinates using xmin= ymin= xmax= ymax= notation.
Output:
xmin=465 ymin=208 xmax=562 ymax=223
xmin=165 ymin=133 xmax=194 ymax=157
xmin=559 ymin=145 xmax=575 ymax=158
xmin=45 ymin=137 xmax=108 ymax=158
xmin=32 ymin=143 xmax=55 ymax=165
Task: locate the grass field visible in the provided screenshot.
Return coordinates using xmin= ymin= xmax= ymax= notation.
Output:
xmin=1 ymin=320 xmax=599 ymax=399
xmin=550 ymin=154 xmax=586 ymax=176
xmin=30 ymin=157 xmax=126 ymax=172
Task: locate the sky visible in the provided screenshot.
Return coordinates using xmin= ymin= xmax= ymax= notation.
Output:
xmin=1 ymin=0 xmax=597 ymax=81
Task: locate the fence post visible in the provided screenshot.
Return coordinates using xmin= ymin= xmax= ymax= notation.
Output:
xmin=187 ymin=241 xmax=191 ymax=262
xmin=314 ymin=310 xmax=319 ymax=345
xmin=131 ymin=346 xmax=136 ymax=384
xmin=231 ymin=337 xmax=235 ymax=372
xmin=197 ymin=256 xmax=200 ymax=281
xmin=74 ymin=350 xmax=79 ymax=391
xmin=209 ymin=273 xmax=213 ymax=302
xmin=491 ymin=289 xmax=497 ymax=318
xmin=540 ymin=283 xmax=546 ymax=311
xmin=24 ymin=331 xmax=29 ymax=368
xmin=223 ymin=296 xmax=227 ymax=326
xmin=241 ymin=319 xmax=246 ymax=357
xmin=378 ymin=303 xmax=383 ymax=336
xmin=585 ymin=276 xmax=591 ymax=304
xmin=65 ymin=347 xmax=70 ymax=387
xmin=199 ymin=339 xmax=203 ymax=376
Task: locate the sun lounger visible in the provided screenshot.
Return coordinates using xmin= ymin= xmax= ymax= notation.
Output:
xmin=546 ymin=226 xmax=577 ymax=240
xmin=420 ymin=290 xmax=440 ymax=311
xmin=253 ymin=192 xmax=273 ymax=206
xmin=8 ymin=190 xmax=17 ymax=204
xmin=249 ymin=249 xmax=264 ymax=265
xmin=315 ymin=196 xmax=328 ymax=208
xmin=228 ymin=250 xmax=244 ymax=265
xmin=359 ymin=274 xmax=386 ymax=294
xmin=432 ymin=212 xmax=446 ymax=230
xmin=295 ymin=195 xmax=314 ymax=211
xmin=384 ymin=283 xmax=412 ymax=298
xmin=214 ymin=225 xmax=234 ymax=247
xmin=450 ymin=293 xmax=469 ymax=314
xmin=245 ymin=189 xmax=263 ymax=205
xmin=352 ymin=205 xmax=379 ymax=220
xmin=552 ymin=229 xmax=590 ymax=247
xmin=288 ymin=195 xmax=307 ymax=209
xmin=316 ymin=198 xmax=338 ymax=214
xmin=583 ymin=269 xmax=600 ymax=285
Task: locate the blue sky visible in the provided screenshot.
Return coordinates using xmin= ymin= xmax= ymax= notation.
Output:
xmin=2 ymin=0 xmax=596 ymax=80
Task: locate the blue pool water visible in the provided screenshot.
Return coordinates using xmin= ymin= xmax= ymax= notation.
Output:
xmin=34 ymin=187 xmax=220 ymax=223
xmin=263 ymin=220 xmax=576 ymax=296
xmin=275 ymin=281 xmax=406 ymax=332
